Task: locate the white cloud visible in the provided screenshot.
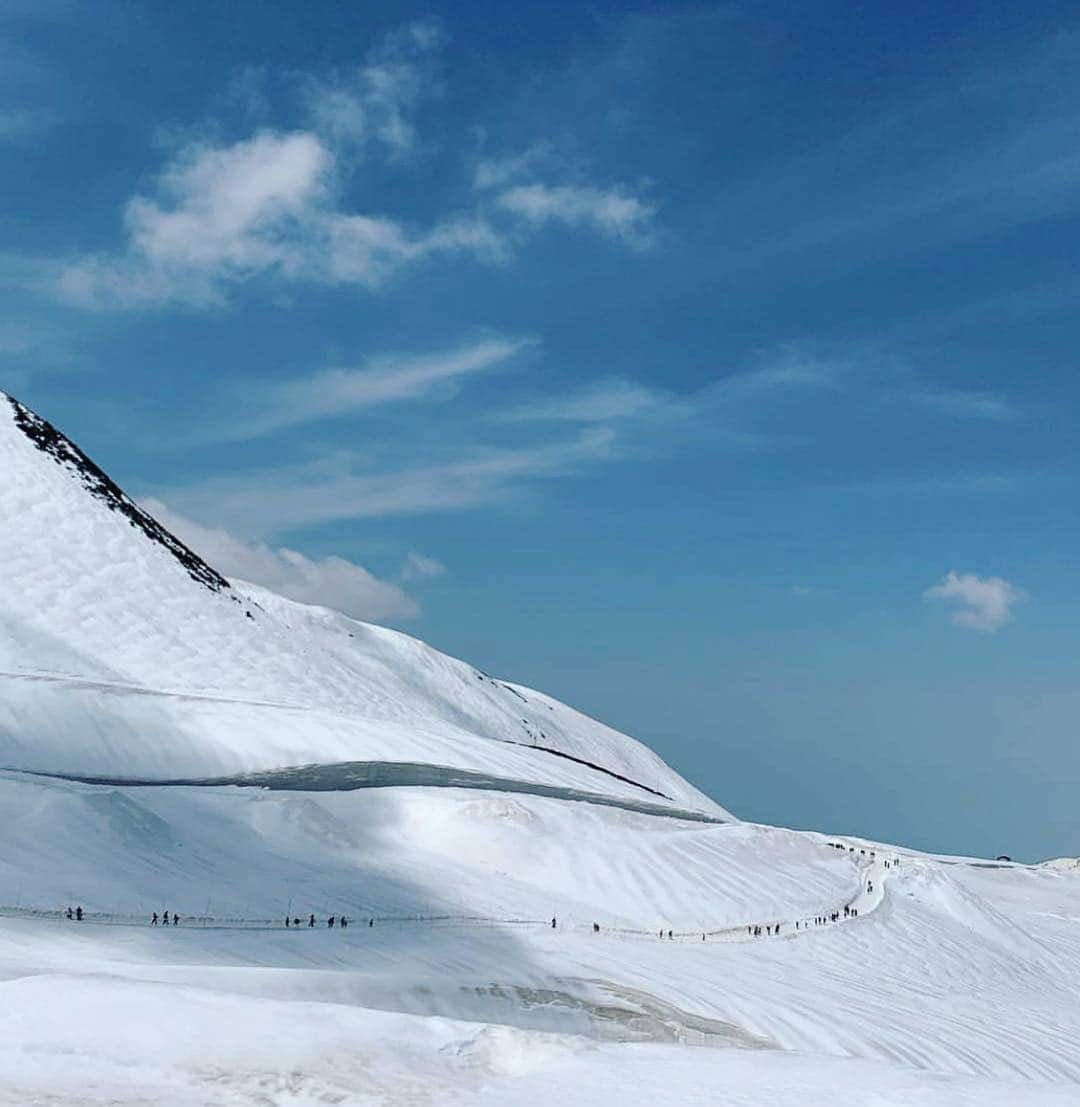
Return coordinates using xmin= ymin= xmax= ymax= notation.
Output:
xmin=224 ymin=336 xmax=530 ymax=440
xmin=142 ymin=498 xmax=419 ymax=622
xmin=325 ymin=212 xmax=505 ymax=287
xmin=472 ymin=144 xmax=554 ymax=191
xmin=156 ymin=427 xmax=616 ymax=537
xmin=923 ymin=570 xmax=1025 ymax=632
xmin=52 ymin=21 xmax=665 ymax=310
xmin=59 ymin=131 xmax=332 ymax=307
xmin=58 ymin=128 xmax=503 ymax=309
xmin=301 ymin=19 xmax=443 ymax=157
xmin=399 ymin=551 xmax=446 ymax=581
xmin=909 ymin=387 xmax=1016 ymax=422
xmin=497 ymin=183 xmax=655 ymax=247
xmin=499 ymin=379 xmax=667 ymax=423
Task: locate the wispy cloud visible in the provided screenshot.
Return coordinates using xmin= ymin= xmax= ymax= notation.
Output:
xmin=496 ymin=183 xmax=655 ymax=248
xmin=222 ymin=336 xmax=531 ymax=441
xmin=499 ymin=378 xmax=667 ymax=423
xmin=472 ymin=144 xmax=553 ymax=191
xmin=923 ymin=570 xmax=1026 ymax=632
xmin=908 ymin=387 xmax=1016 ymax=422
xmin=472 ymin=141 xmax=657 ymax=248
xmin=399 ymin=550 xmax=446 ymax=582
xmin=300 ymin=19 xmax=443 ymax=157
xmin=142 ymin=498 xmax=420 ymax=622
xmin=0 ymin=107 xmax=55 ymax=142
xmin=155 ymin=427 xmax=616 ymax=537
xmin=53 ymin=21 xmax=659 ymax=311
xmin=713 ymin=31 xmax=1080 ymax=274
xmin=325 ymin=211 xmax=504 ymax=288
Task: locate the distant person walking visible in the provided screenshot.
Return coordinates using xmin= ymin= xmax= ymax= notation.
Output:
xmin=75 ymin=906 xmax=83 ymax=921
xmin=309 ymin=914 xmax=315 ymax=928
xmin=151 ymin=912 xmax=158 ymax=926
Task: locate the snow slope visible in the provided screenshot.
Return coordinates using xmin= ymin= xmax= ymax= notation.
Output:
xmin=0 ymin=391 xmax=722 ymax=814
xmin=2 ymin=389 xmax=1078 ymax=1105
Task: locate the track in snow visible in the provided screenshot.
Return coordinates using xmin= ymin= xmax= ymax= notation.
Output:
xmin=6 ymin=761 xmax=725 ymax=825
xmin=0 ymin=857 xmax=893 ymax=944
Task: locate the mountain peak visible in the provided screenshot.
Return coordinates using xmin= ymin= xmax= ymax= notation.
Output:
xmin=4 ymin=392 xmax=229 ymax=593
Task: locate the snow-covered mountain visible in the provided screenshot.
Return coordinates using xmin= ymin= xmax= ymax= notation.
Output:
xmin=0 ymin=391 xmax=721 ymax=816
xmin=1 ymin=390 xmax=1078 ymax=1106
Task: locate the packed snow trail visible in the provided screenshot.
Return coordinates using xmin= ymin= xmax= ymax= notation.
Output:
xmin=0 ymin=849 xmax=895 ymax=944
xmin=5 ymin=761 xmax=725 ymax=824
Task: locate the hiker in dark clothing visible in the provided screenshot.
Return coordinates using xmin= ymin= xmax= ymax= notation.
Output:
xmin=162 ymin=911 xmax=169 ymax=926
xmin=66 ymin=907 xmax=73 ymax=920
xmin=551 ymin=916 xmax=557 ymax=929
xmin=152 ymin=912 xmax=159 ymax=926
xmin=173 ymin=914 xmax=179 ymax=926
xmin=285 ymin=917 xmax=290 ymax=928
xmin=369 ymin=918 xmax=374 ymax=928
xmin=593 ymin=922 xmax=600 ymax=934
xmin=328 ymin=916 xmax=335 ymax=928
xmin=668 ymin=929 xmax=673 ymax=939
xmin=341 ymin=916 xmax=348 ymax=929
xmin=75 ymin=906 xmax=83 ymax=921
xmin=309 ymin=914 xmax=315 ymax=928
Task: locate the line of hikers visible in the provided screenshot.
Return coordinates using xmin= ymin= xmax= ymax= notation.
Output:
xmin=283 ymin=914 xmax=377 ymax=929
xmin=59 ymin=850 xmax=901 ymax=937
xmin=551 ymin=916 xmax=602 ymax=934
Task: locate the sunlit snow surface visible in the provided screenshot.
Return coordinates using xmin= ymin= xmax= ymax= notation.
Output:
xmin=1 ymin=391 xmax=1078 ymax=1104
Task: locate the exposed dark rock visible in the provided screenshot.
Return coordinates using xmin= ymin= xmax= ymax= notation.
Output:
xmin=7 ymin=395 xmax=231 ymax=594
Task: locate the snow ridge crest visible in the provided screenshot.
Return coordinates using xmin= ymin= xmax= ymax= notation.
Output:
xmin=5 ymin=393 xmax=230 ymax=594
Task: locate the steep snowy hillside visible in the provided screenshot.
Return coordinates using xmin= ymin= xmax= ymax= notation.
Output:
xmin=0 ymin=391 xmax=722 ymax=815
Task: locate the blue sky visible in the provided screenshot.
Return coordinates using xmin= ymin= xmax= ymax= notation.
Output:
xmin=4 ymin=1 xmax=1080 ymax=860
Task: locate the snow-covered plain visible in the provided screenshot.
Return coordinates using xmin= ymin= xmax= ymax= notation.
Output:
xmin=1 ymin=390 xmax=1078 ymax=1105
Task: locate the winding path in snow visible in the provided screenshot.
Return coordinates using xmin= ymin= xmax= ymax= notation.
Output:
xmin=0 ymin=848 xmax=897 ymax=948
